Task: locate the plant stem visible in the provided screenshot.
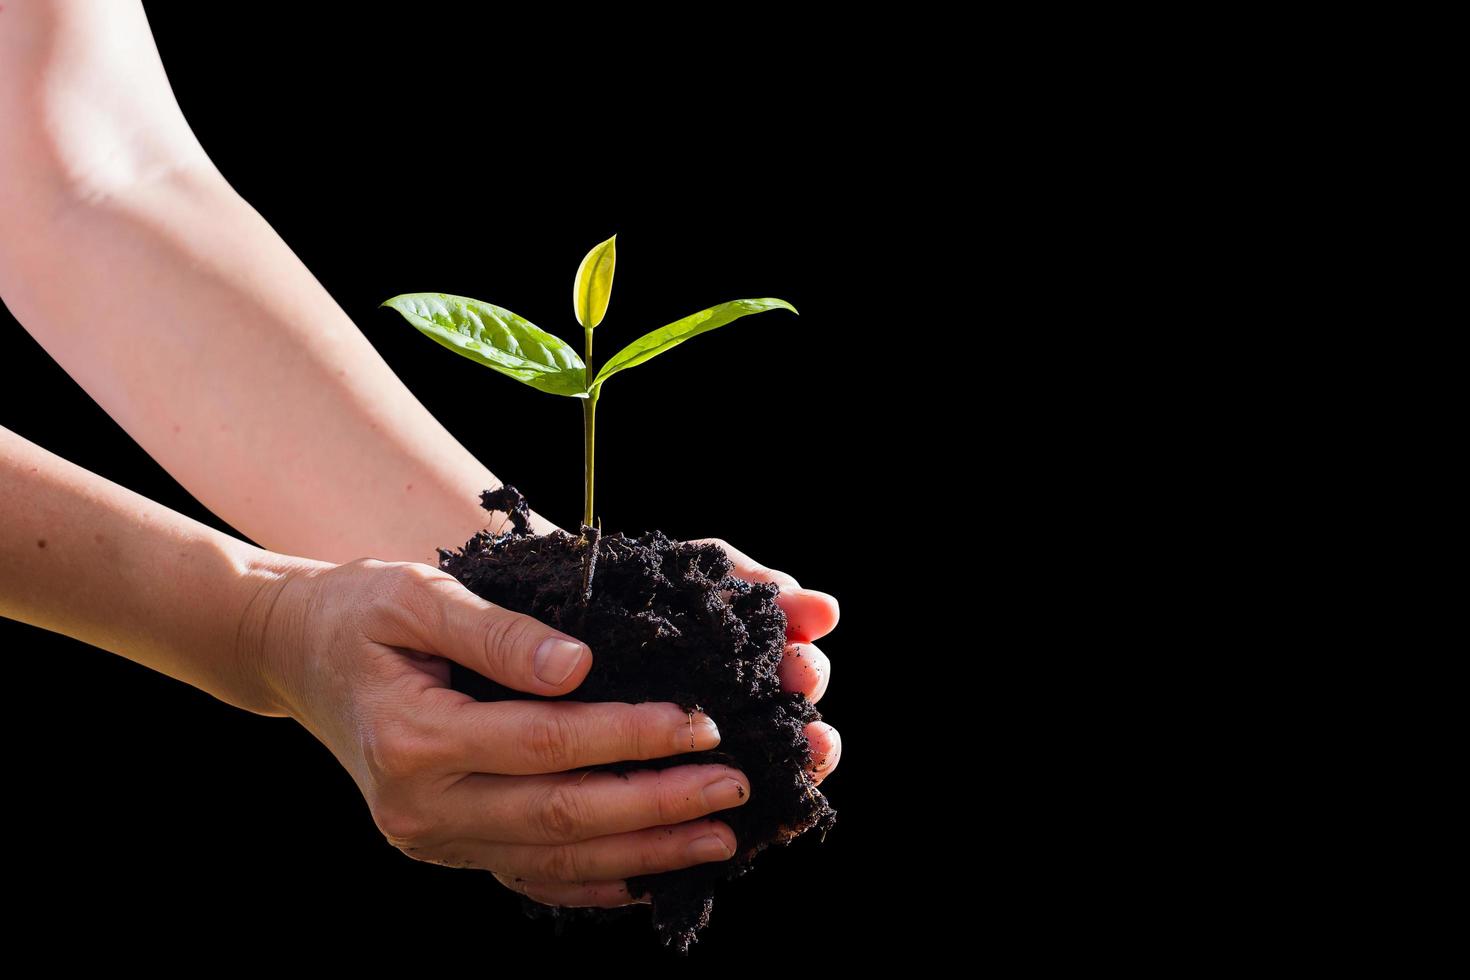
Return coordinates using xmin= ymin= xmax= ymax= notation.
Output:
xmin=583 ymin=327 xmax=597 ymax=528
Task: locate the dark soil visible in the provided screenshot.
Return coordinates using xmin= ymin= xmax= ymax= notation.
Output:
xmin=437 ymin=486 xmax=837 ymax=954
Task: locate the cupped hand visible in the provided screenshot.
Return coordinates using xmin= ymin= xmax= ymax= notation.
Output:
xmin=495 ymin=537 xmax=843 ymax=905
xmin=244 ymin=557 xmax=758 ymax=911
xmin=687 ymin=537 xmax=842 ymax=787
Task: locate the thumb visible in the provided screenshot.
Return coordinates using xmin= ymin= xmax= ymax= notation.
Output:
xmin=399 ymin=568 xmax=592 ymax=695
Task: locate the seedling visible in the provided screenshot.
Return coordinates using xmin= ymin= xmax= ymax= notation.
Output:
xmin=384 ymin=237 xmax=828 ymax=952
xmin=380 ymin=234 xmax=798 ymax=532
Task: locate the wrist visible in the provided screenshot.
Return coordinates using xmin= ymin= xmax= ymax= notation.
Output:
xmin=527 ymin=508 xmax=565 ymax=536
xmin=232 ymin=547 xmax=333 ymax=719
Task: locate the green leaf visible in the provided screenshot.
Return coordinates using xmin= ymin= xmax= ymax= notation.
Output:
xmin=380 ymin=292 xmax=588 ymax=397
xmin=591 ymin=297 xmax=798 ymax=389
xmin=573 ymin=233 xmax=617 ymax=329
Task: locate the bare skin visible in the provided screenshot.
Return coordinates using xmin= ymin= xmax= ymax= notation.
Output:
xmin=0 ymin=2 xmax=841 ymax=909
xmin=0 ymin=427 xmax=839 ymax=908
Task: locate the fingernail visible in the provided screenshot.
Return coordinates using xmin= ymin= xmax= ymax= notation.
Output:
xmin=701 ymin=777 xmax=748 ymax=810
xmin=793 ymin=587 xmax=838 ymax=605
xmin=688 ymin=834 xmax=733 ymax=863
xmin=810 ymin=722 xmax=839 ymax=770
xmin=534 ymin=637 xmax=588 ymax=685
xmin=675 ymin=712 xmax=721 ymax=752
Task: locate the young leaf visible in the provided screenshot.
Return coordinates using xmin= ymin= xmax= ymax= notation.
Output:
xmin=591 ymin=297 xmax=798 ymax=389
xmin=573 ymin=234 xmax=617 ymax=330
xmin=381 ymin=292 xmax=588 ymax=397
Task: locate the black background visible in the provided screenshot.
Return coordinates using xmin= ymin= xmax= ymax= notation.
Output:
xmin=1 ymin=5 xmax=932 ymax=964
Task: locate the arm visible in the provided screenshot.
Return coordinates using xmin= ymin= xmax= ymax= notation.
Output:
xmin=0 ymin=0 xmax=843 ymax=813
xmin=0 ymin=423 xmax=315 ymax=717
xmin=0 ymin=0 xmax=560 ymax=567
xmin=2 ymin=6 xmax=845 ymax=919
xmin=1 ymin=421 xmax=752 ymax=904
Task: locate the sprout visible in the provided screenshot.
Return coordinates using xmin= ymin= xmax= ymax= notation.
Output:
xmin=381 ymin=235 xmax=797 ymax=529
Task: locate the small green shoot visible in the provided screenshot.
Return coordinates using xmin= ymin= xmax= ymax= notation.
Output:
xmin=381 ymin=234 xmax=798 ymax=529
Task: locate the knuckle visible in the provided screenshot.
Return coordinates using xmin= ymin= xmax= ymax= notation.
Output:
xmin=365 ymin=725 xmax=439 ymax=783
xmin=535 ymin=783 xmax=588 ymax=843
xmin=539 ymin=843 xmax=584 ymax=883
xmin=652 ymin=768 xmax=684 ymax=826
xmin=397 ymin=561 xmax=460 ymax=595
xmin=478 ymin=609 xmax=534 ymax=668
xmin=520 ymin=711 xmax=580 ymax=772
xmin=360 ymin=567 xmax=417 ymax=622
xmin=366 ymin=563 xmax=462 ymax=642
xmin=373 ymin=802 xmax=433 ymax=848
xmin=385 ymin=563 xmax=440 ymax=616
xmin=641 ymin=831 xmax=682 ymax=873
xmin=346 ymin=556 xmax=391 ymax=579
xmin=394 ymin=560 xmax=440 ymax=580
xmin=622 ymin=703 xmax=663 ymax=760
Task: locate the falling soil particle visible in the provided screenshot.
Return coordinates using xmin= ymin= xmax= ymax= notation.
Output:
xmin=438 ymin=485 xmax=837 ymax=954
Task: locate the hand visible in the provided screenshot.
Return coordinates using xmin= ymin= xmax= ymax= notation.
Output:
xmin=244 ymin=558 xmax=757 ymax=910
xmin=687 ymin=538 xmax=842 ymax=788
xmin=496 ymin=538 xmax=843 ymax=906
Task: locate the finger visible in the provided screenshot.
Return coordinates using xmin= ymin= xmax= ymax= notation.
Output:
xmin=433 ymin=698 xmax=724 ymax=776
xmin=779 ymin=641 xmax=831 ymax=703
xmin=737 ymin=723 xmax=842 ymax=859
xmin=434 ymin=764 xmax=750 ymax=844
xmin=806 ymin=720 xmax=841 ymax=786
xmin=730 ymin=721 xmax=841 ymax=860
xmin=687 ymin=538 xmax=840 ymax=643
xmin=777 ymin=588 xmax=841 ymax=644
xmin=372 ymin=562 xmax=593 ymax=695
xmin=428 ymin=817 xmax=738 ymax=882
xmin=494 ymin=872 xmax=651 ymax=907
xmin=690 ymin=537 xmax=804 ymax=591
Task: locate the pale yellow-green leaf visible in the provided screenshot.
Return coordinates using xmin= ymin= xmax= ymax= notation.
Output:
xmin=573 ymin=233 xmax=617 ymax=329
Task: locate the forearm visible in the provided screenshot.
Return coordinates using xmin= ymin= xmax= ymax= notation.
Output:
xmin=1 ymin=159 xmax=562 ymax=561
xmin=0 ymin=4 xmax=559 ymax=564
xmin=0 ymin=163 xmax=560 ymax=562
xmin=0 ymin=424 xmax=326 ymax=716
